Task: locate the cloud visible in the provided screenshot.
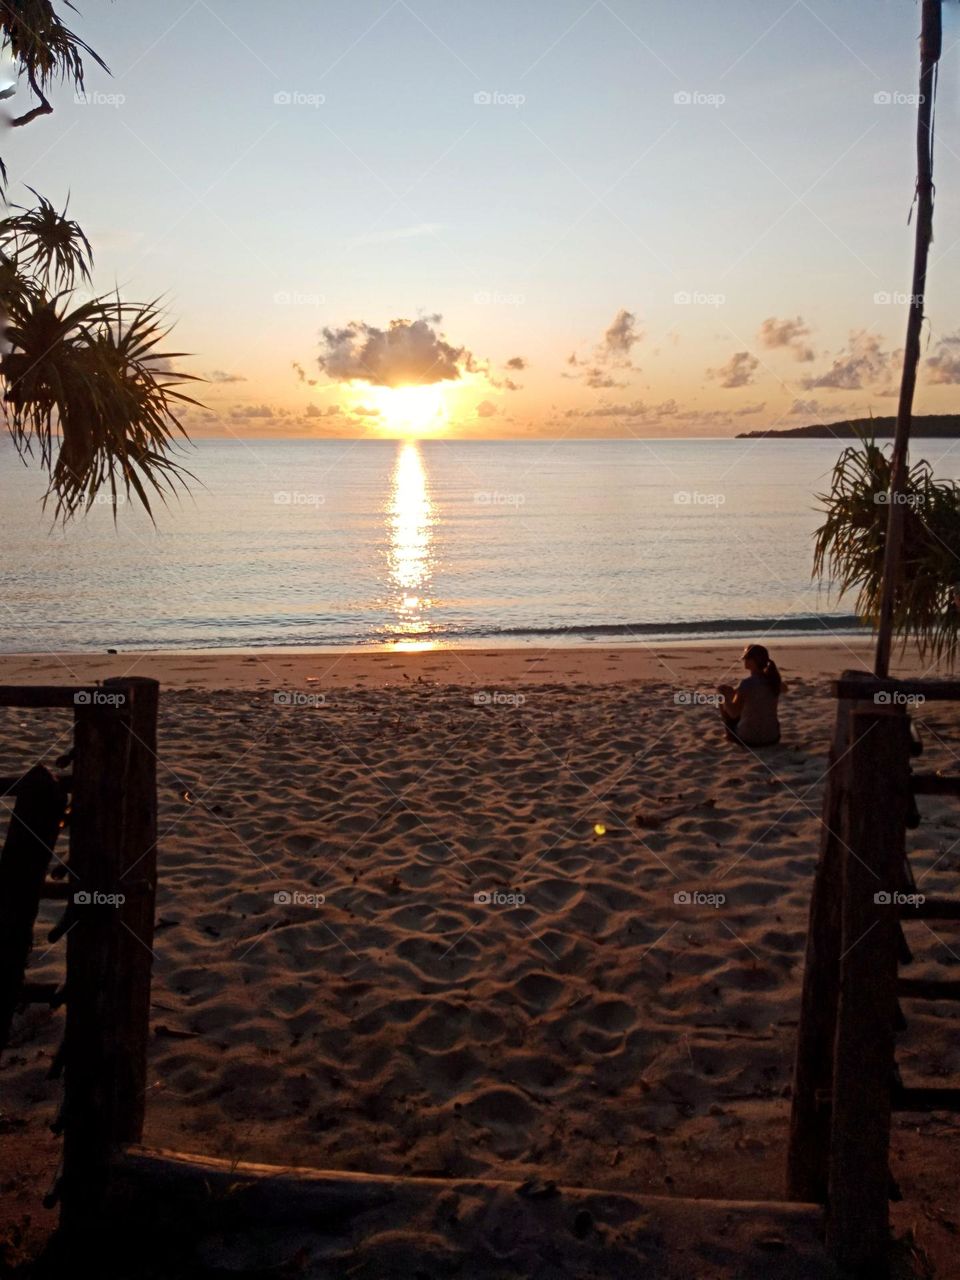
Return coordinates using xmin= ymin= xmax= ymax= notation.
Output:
xmin=207 ymin=369 xmax=247 ymax=383
xmin=583 ymin=367 xmax=626 ymax=389
xmin=709 ymin=351 xmax=759 ymax=389
xmin=566 ymin=308 xmax=643 ymax=387
xmin=292 ymin=361 xmax=317 ymax=387
xmin=757 ymin=316 xmax=814 ymax=362
xmin=352 ymin=405 xmax=381 ymax=417
xmin=476 ymin=400 xmax=498 ymax=418
xmin=603 ymin=308 xmax=642 ymax=356
xmin=228 ymin=403 xmax=279 ymax=420
xmin=927 ymin=332 xmax=960 ymax=384
xmin=790 ymin=398 xmax=821 ymax=416
xmin=562 ymin=398 xmax=681 ymax=422
xmin=801 ymin=331 xmax=894 ymax=390
xmin=317 ymin=315 xmax=474 ymax=387
xmin=506 ymin=356 xmax=527 ymax=371
xmin=304 ymin=403 xmax=342 ymax=418
xmin=567 ymin=400 xmax=648 ymax=419
xmin=734 ymin=401 xmax=766 ymax=416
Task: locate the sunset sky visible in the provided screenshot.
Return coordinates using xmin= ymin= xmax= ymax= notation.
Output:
xmin=8 ymin=0 xmax=960 ymax=438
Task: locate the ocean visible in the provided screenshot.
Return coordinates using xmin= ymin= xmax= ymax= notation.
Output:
xmin=3 ymin=436 xmax=957 ymax=652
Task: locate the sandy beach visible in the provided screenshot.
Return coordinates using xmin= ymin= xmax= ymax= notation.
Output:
xmin=1 ymin=641 xmax=959 ymax=1275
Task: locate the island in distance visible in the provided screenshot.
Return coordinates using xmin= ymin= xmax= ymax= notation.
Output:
xmin=737 ymin=414 xmax=960 ymax=438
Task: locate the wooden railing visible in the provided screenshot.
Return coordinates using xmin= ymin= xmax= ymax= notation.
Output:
xmin=788 ymin=669 xmax=960 ymax=1271
xmin=0 ymin=678 xmax=158 ymax=1238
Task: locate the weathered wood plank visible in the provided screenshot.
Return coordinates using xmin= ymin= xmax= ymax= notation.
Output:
xmin=0 ymin=765 xmax=67 ymax=1050
xmin=826 ymin=707 xmax=910 ymax=1270
xmin=833 ymin=677 xmax=960 ymax=702
xmin=787 ymin=672 xmax=864 ymax=1202
xmin=60 ymin=678 xmax=158 ymax=1239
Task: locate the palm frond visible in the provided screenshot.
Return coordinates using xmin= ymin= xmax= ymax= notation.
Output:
xmin=813 ymin=433 xmax=960 ymax=663
xmin=2 ymin=286 xmax=201 ymax=519
xmin=0 ymin=188 xmax=93 ymax=289
xmin=0 ymin=0 xmax=109 ymax=127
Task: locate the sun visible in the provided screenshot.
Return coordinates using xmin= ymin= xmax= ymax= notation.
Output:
xmin=362 ymin=383 xmax=450 ymax=436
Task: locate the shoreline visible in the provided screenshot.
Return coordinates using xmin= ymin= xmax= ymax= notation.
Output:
xmin=0 ymin=638 xmax=899 ymax=692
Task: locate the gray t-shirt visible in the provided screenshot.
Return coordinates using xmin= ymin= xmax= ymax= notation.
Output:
xmin=735 ymin=675 xmax=780 ymax=745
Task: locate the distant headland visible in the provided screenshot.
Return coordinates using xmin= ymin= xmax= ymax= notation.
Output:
xmin=736 ymin=414 xmax=960 ymax=439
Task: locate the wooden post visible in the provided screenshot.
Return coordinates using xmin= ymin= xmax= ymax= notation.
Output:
xmin=0 ymin=766 xmax=66 ymax=1051
xmin=60 ymin=678 xmax=159 ymax=1239
xmin=826 ymin=707 xmax=910 ymax=1271
xmin=875 ymin=0 xmax=942 ymax=677
xmin=787 ymin=673 xmax=863 ymax=1201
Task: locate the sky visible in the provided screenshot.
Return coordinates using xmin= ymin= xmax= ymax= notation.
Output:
xmin=7 ymin=0 xmax=960 ymax=438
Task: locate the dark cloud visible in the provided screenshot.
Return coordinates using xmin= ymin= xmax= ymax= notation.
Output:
xmin=709 ymin=351 xmax=759 ymax=389
xmin=207 ymin=369 xmax=247 ymax=383
xmin=801 ymin=331 xmax=894 ymax=391
xmin=757 ymin=316 xmax=814 ymax=362
xmin=304 ymin=403 xmax=342 ymax=418
xmin=566 ymin=309 xmax=643 ymax=387
xmin=604 ymin=308 xmax=642 ymax=356
xmin=506 ymin=356 xmax=527 ymax=371
xmin=476 ymin=400 xmax=498 ymax=418
xmin=317 ymin=315 xmax=472 ymax=387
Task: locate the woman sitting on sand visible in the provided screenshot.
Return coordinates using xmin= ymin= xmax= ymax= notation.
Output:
xmin=717 ymin=643 xmax=783 ymax=747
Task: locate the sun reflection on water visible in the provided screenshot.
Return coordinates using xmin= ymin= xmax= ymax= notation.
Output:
xmin=385 ymin=439 xmax=435 ymax=640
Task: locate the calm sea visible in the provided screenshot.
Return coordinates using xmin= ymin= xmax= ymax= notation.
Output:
xmin=3 ymin=436 xmax=958 ymax=652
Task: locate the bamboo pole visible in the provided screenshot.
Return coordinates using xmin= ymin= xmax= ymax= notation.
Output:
xmin=875 ymin=0 xmax=942 ymax=678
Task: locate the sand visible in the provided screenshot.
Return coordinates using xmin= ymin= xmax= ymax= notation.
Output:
xmin=2 ymin=641 xmax=959 ymax=1277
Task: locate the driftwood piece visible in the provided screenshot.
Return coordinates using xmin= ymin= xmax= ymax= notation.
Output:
xmin=102 ymin=1146 xmax=828 ymax=1279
